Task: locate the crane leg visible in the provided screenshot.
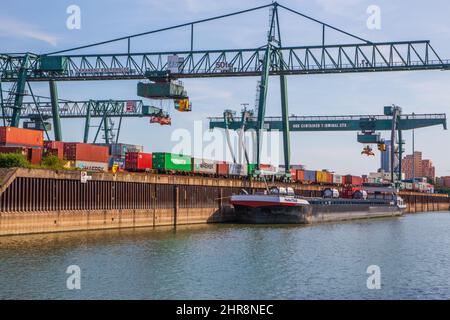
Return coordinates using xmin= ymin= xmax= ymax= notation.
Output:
xmin=280 ymin=74 xmax=291 ymax=177
xmin=49 ymin=80 xmax=62 ymax=141
xmin=83 ymin=101 xmax=92 ymax=143
xmin=11 ymin=54 xmax=29 ymax=127
xmin=256 ymin=45 xmax=271 ymax=173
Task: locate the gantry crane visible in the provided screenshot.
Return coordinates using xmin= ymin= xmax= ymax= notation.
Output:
xmin=1 ymin=2 xmax=449 ymax=175
xmin=0 ymin=97 xmax=169 ymax=143
xmin=209 ymin=106 xmax=447 ymax=183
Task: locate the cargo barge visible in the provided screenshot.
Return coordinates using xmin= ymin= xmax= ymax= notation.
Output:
xmin=231 ymin=187 xmax=406 ymax=224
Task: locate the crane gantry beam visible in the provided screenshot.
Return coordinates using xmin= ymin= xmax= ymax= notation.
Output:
xmin=209 ymin=113 xmax=448 ymax=132
xmin=0 ymin=41 xmax=449 ymax=82
xmin=0 ymin=99 xmax=161 ymax=119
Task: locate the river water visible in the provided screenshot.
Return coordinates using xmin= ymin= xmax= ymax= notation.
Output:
xmin=1 ymin=212 xmax=450 ymax=300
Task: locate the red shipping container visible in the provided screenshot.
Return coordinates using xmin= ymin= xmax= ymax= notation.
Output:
xmin=216 ymin=162 xmax=229 ymax=176
xmin=64 ymin=143 xmax=109 ymax=162
xmin=328 ymin=173 xmax=334 ymax=184
xmin=29 ymin=147 xmax=42 ymax=165
xmin=0 ymin=126 xmax=43 ymax=147
xmin=296 ymin=169 xmax=305 ymax=182
xmin=44 ymin=141 xmax=64 ymax=159
xmin=290 ymin=168 xmax=296 ymax=181
xmin=125 ymin=152 xmax=152 ymax=171
xmin=345 ymin=175 xmax=363 ymax=186
xmin=0 ymin=146 xmax=29 ymax=157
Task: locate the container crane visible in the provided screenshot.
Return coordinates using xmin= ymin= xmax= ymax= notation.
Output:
xmin=1 ymin=2 xmax=449 ymax=175
xmin=209 ymin=106 xmax=447 ymax=184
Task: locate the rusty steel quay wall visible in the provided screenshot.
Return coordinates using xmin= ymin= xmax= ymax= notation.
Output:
xmin=0 ymin=168 xmax=449 ymax=236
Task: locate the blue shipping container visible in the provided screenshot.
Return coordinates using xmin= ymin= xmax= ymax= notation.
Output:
xmin=304 ymin=170 xmax=316 ymax=182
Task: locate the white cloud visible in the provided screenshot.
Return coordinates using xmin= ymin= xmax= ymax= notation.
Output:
xmin=0 ymin=17 xmax=58 ymax=46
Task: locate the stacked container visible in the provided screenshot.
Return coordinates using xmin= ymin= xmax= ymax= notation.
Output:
xmin=125 ymin=152 xmax=152 ymax=171
xmin=109 ymin=143 xmax=144 ymax=170
xmin=344 ymin=175 xmax=363 ymax=186
xmin=64 ymin=143 xmax=109 ymax=171
xmin=44 ymin=141 xmax=65 ymax=159
xmin=316 ymin=171 xmax=333 ymax=184
xmin=0 ymin=127 xmax=43 ymax=147
xmin=304 ymin=170 xmax=316 ymax=183
xmin=0 ymin=127 xmax=44 ymax=165
xmin=296 ymin=169 xmax=305 ymax=182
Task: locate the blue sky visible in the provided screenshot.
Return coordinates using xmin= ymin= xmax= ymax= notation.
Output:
xmin=1 ymin=0 xmax=450 ymax=176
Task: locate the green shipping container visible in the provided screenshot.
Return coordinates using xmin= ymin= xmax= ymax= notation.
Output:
xmin=39 ymin=56 xmax=68 ymax=72
xmin=137 ymin=82 xmax=187 ymax=99
xmin=247 ymin=163 xmax=256 ymax=175
xmin=152 ymin=153 xmax=192 ymax=171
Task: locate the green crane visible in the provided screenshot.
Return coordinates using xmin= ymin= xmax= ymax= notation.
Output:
xmin=209 ymin=106 xmax=447 ymax=184
xmin=1 ymin=2 xmax=449 ymax=174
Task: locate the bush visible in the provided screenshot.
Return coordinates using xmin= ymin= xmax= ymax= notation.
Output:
xmin=0 ymin=153 xmax=30 ymax=168
xmin=41 ymin=155 xmax=66 ymax=170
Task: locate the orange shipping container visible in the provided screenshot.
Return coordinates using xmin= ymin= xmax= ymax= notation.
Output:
xmin=64 ymin=143 xmax=109 ymax=162
xmin=29 ymin=147 xmax=42 ymax=165
xmin=296 ymin=169 xmax=305 ymax=182
xmin=0 ymin=127 xmax=44 ymax=147
xmin=44 ymin=141 xmax=64 ymax=159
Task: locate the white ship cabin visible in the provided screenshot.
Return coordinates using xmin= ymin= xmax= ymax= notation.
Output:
xmin=268 ymin=186 xmax=295 ymax=196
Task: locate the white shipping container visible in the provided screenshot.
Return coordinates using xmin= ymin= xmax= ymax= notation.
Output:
xmin=333 ymin=174 xmax=342 ymax=184
xmin=229 ymin=163 xmax=247 ymax=176
xmin=192 ymin=158 xmax=217 ymax=174
xmin=73 ymin=160 xmax=108 ymax=172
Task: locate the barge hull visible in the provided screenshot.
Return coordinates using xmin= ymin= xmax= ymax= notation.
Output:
xmin=234 ymin=204 xmax=403 ymax=225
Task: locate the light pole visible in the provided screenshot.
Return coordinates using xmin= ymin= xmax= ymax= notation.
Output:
xmin=412 ymin=112 xmax=415 ymax=183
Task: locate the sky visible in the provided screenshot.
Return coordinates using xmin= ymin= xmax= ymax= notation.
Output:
xmin=1 ymin=0 xmax=450 ymax=176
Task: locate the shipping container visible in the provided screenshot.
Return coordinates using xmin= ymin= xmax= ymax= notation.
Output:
xmin=125 ymin=152 xmax=152 ymax=171
xmin=64 ymin=143 xmax=109 ymax=162
xmin=296 ymin=169 xmax=305 ymax=182
xmin=333 ymin=174 xmax=343 ymax=184
xmin=108 ymin=156 xmax=126 ymax=169
xmin=137 ymin=82 xmax=187 ymax=99
xmin=229 ymin=163 xmax=247 ymax=176
xmin=152 ymin=153 xmax=192 ymax=172
xmin=344 ymin=175 xmax=363 ymax=186
xmin=71 ymin=160 xmax=108 ymax=172
xmin=110 ymin=143 xmax=144 ymax=157
xmin=260 ymin=164 xmax=278 ymax=175
xmin=29 ymin=147 xmax=42 ymax=165
xmin=0 ymin=146 xmax=41 ymax=164
xmin=0 ymin=146 xmax=29 ymax=157
xmin=44 ymin=141 xmax=64 ymax=159
xmin=316 ymin=171 xmax=332 ymax=184
xmin=247 ymin=163 xmax=257 ymax=175
xmin=289 ymin=168 xmax=297 ymax=181
xmin=304 ymin=170 xmax=316 ymax=183
xmin=0 ymin=126 xmax=44 ymax=147
xmin=216 ymin=162 xmax=229 ymax=176
xmin=192 ymin=158 xmax=216 ymax=174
